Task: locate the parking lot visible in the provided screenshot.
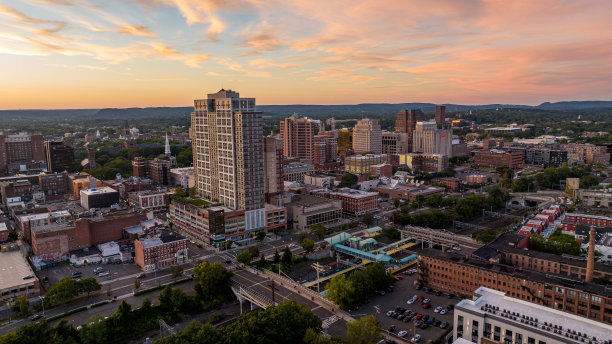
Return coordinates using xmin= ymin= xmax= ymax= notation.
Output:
xmin=37 ymin=260 xmax=143 ymax=286
xmin=351 ymin=272 xmax=456 ymax=343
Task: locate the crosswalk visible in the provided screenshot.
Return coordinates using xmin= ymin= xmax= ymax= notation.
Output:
xmin=322 ymin=315 xmax=338 ymax=329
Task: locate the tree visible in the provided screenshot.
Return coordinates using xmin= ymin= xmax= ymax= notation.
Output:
xmin=256 ymin=231 xmax=266 ymax=241
xmin=273 ymin=250 xmax=281 ymax=264
xmin=11 ymin=295 xmax=29 ymax=317
xmin=362 ymin=213 xmax=374 ymax=226
xmin=169 ymin=265 xmax=184 ymax=280
xmin=193 ymin=261 xmax=234 ymax=307
xmin=394 ymin=198 xmax=400 ymax=208
xmin=339 ymin=173 xmax=358 ymax=188
xmin=345 ymin=315 xmax=383 ymax=344
xmin=425 ymin=194 xmax=443 ymax=208
xmin=237 ymin=250 xmax=252 ymax=265
xmin=282 ymin=247 xmax=293 ymax=265
xmin=134 ymin=279 xmax=141 ymax=291
xmin=248 ymin=246 xmax=260 ymax=258
xmin=301 ymin=238 xmax=315 ymax=253
xmin=475 ymin=228 xmax=498 ymax=244
xmin=311 ymin=224 xmax=327 ymax=240
xmin=326 ymin=274 xmax=356 ymax=310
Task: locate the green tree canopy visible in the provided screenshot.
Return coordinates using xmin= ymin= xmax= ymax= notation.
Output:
xmin=193 ymin=261 xmax=234 ymax=307
xmin=345 ymin=316 xmax=383 ymax=344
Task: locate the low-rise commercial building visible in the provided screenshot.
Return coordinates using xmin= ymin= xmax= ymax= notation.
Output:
xmin=283 ymin=162 xmax=315 ymax=183
xmin=265 ymin=204 xmax=287 ymax=232
xmin=315 ymin=188 xmax=379 ymax=216
xmin=17 ymin=210 xmax=72 ymax=241
xmin=439 ymin=177 xmax=461 ymax=192
xmin=370 ymin=163 xmax=392 ymax=178
xmin=170 ymin=167 xmax=194 ymax=190
xmin=376 ymin=183 xmax=445 ymax=202
xmin=283 ymin=194 xmax=343 ymax=230
xmin=80 ymin=187 xmax=120 ymax=210
xmin=303 ymin=173 xmax=336 ymax=188
xmin=562 ymin=214 xmax=612 ymax=234
xmin=0 ymin=223 xmax=8 ymax=242
xmin=398 ymin=153 xmax=448 ymax=173
xmin=344 ymin=154 xmax=389 ymax=175
xmin=573 ymin=189 xmax=612 ymax=208
xmin=454 ymin=287 xmax=610 ymax=344
xmin=127 ymin=190 xmax=169 ymax=213
xmin=134 ymin=230 xmax=188 ymax=271
xmin=473 ymin=150 xmax=523 ymax=169
xmin=0 ymin=250 xmax=41 ymax=307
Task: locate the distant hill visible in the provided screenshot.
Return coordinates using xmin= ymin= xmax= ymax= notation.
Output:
xmin=1 ymin=101 xmax=611 ymax=121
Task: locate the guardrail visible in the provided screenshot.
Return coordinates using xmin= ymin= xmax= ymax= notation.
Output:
xmin=243 ymin=266 xmax=355 ymax=323
xmin=230 ymin=280 xmax=274 ymax=309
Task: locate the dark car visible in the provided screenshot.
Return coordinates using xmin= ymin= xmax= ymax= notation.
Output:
xmin=435 ymin=291 xmax=442 ymax=296
xmin=422 ymin=303 xmax=431 ymax=309
xmin=72 ymin=271 xmax=82 ymax=276
xmin=424 ymin=287 xmax=432 ymax=293
xmin=137 ymin=273 xmax=146 ymax=279
xmin=422 ymin=315 xmax=429 ymax=322
xmin=420 ymin=323 xmax=429 ymax=330
xmin=447 ymin=294 xmax=454 ymax=299
xmin=447 ymin=305 xmax=454 ymax=311
xmin=42 ymin=276 xmax=49 ymax=283
xmin=403 ymin=316 xmax=412 ymax=323
xmin=388 ymin=325 xmax=396 ymax=332
xmin=427 ymin=317 xmax=435 ymax=324
xmin=440 ymin=322 xmax=449 ymax=329
xmin=415 ymin=285 xmax=422 ymax=290
xmin=434 ymin=320 xmax=441 ymax=327
xmin=415 ymin=321 xmax=423 ymax=327
xmin=31 ymin=314 xmax=42 ymax=322
xmin=397 ymin=315 xmax=405 ymax=321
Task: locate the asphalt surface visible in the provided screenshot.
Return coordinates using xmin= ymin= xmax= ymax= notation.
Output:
xmin=352 ymin=273 xmax=456 ymax=343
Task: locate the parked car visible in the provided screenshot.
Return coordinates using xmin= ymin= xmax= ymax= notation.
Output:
xmin=386 ymin=310 xmax=394 ymax=317
xmin=98 ymin=272 xmax=109 ymax=277
xmin=424 ymin=287 xmax=432 ymax=293
xmin=403 ymin=316 xmax=412 ymax=323
xmin=422 ymin=303 xmax=431 ymax=309
xmin=446 ymin=305 xmax=454 ymax=311
xmin=407 ymin=299 xmax=416 ymax=304
xmin=440 ymin=309 xmax=448 ymax=315
xmin=420 ymin=323 xmax=429 ymax=329
xmin=422 ymin=315 xmax=429 ymax=322
xmin=415 ymin=314 xmax=424 ymax=320
xmin=435 ymin=291 xmax=442 ymax=296
xmin=440 ymin=322 xmax=449 ymax=329
xmin=427 ymin=317 xmax=435 ymax=324
xmin=415 ymin=285 xmax=422 ymax=290
xmin=434 ymin=306 xmax=443 ymax=313
xmin=434 ymin=320 xmax=441 ymax=327
xmin=398 ymin=331 xmax=408 ymax=338
xmin=447 ymin=294 xmax=454 ymax=299
xmin=72 ymin=271 xmax=82 ymax=276
xmin=423 ymin=299 xmax=431 ymax=304
xmin=417 ymin=296 xmax=425 ymax=302
xmin=30 ymin=314 xmax=42 ymax=322
xmin=388 ymin=325 xmax=396 ymax=332
xmin=137 ymin=273 xmax=146 ymax=279
xmin=412 ymin=334 xmax=421 ymax=342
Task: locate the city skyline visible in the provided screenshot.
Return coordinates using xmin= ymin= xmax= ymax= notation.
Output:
xmin=2 ymin=1 xmax=612 ymax=109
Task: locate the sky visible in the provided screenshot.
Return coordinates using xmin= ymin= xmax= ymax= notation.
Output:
xmin=1 ymin=0 xmax=612 ymax=109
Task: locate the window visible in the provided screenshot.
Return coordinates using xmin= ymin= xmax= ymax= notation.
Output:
xmin=516 ymin=332 xmax=523 ymax=344
xmin=494 ymin=326 xmax=501 ymax=342
xmin=472 ymin=320 xmax=479 ymax=342
xmin=504 ymin=330 xmax=513 ymax=344
xmin=591 ymin=296 xmax=602 ymax=303
xmin=528 ymin=337 xmax=535 ymax=344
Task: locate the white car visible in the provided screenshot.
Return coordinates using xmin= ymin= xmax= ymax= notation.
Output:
xmin=386 ymin=310 xmax=394 ymax=316
xmin=423 ymin=299 xmax=431 ymax=304
xmin=440 ymin=309 xmax=448 ymax=315
xmin=434 ymin=306 xmax=443 ymax=313
xmin=398 ymin=331 xmax=408 ymax=338
xmin=98 ymin=272 xmax=109 ymax=277
xmin=412 ymin=334 xmax=421 ymax=342
xmin=407 ymin=299 xmax=416 ymax=304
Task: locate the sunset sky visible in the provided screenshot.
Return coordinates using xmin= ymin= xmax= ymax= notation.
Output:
xmin=1 ymin=0 xmax=611 ymax=109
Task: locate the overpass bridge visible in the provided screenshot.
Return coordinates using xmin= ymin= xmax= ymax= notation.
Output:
xmin=399 ymin=225 xmax=478 ymax=249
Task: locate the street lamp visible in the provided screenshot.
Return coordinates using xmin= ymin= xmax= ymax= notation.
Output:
xmin=40 ymin=296 xmax=45 ymax=316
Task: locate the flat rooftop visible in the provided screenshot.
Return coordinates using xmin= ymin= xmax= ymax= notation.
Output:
xmin=81 ymin=187 xmax=118 ymax=195
xmin=0 ymin=251 xmax=37 ymax=291
xmin=457 ymin=287 xmax=610 ymax=343
xmin=287 ymin=194 xmax=337 ymax=207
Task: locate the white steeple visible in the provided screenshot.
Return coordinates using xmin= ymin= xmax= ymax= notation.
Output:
xmin=164 ymin=133 xmax=171 ymax=156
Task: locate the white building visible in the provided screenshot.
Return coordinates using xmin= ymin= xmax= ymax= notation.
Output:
xmin=170 ymin=167 xmax=195 ymax=190
xmin=353 ymin=119 xmax=382 ymax=154
xmin=454 ymin=287 xmax=611 ymax=344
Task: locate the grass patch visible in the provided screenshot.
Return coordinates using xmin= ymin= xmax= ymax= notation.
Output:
xmin=170 ymin=194 xmax=212 ymax=207
xmin=133 ymin=278 xmax=192 ymax=296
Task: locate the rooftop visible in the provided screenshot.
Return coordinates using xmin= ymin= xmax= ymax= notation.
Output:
xmin=81 ymin=187 xmax=118 ymax=195
xmin=331 ymin=188 xmax=378 ymax=198
xmin=0 ymin=250 xmax=37 ymax=291
xmin=286 ymin=194 xmax=337 ymax=207
xmin=0 ymin=223 xmax=7 ymax=232
xmin=421 ymin=248 xmax=612 ymax=297
xmin=457 ymin=287 xmax=611 ymax=344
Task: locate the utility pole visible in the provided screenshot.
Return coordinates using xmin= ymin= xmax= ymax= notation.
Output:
xmin=312 ymin=262 xmax=325 ymax=293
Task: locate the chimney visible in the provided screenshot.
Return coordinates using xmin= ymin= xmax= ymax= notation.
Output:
xmin=585 ymin=225 xmax=596 ymax=283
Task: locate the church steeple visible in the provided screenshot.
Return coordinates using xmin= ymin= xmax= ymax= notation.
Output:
xmin=164 ymin=133 xmax=171 ymax=157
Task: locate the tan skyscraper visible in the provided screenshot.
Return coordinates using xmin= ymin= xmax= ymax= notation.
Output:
xmin=412 ymin=121 xmax=453 ymax=157
xmin=263 ymin=136 xmax=284 ymax=201
xmin=353 ymin=119 xmax=382 ymax=154
xmin=191 ymin=89 xmax=265 ymax=217
xmin=280 ymin=116 xmax=315 ymax=162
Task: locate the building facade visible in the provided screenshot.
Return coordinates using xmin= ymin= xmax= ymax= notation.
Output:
xmin=353 ymin=119 xmax=382 ymax=154
xmin=283 ymin=162 xmax=315 ymax=183
xmin=381 ymin=131 xmax=409 ymax=156
xmin=435 ymin=105 xmax=446 ymax=127
xmin=283 ymin=194 xmax=343 ymax=230
xmin=280 ymin=116 xmax=315 ymax=162
xmin=473 ymin=150 xmax=523 ymax=169
xmin=0 ymin=133 xmax=45 ymax=171
xmin=44 ymin=140 xmax=75 ymax=173
xmin=344 ymin=154 xmax=389 ymax=175
xmin=412 ymin=121 xmax=453 ymax=157
xmin=398 ymin=153 xmax=448 ymax=173
xmin=264 ymin=136 xmax=284 ymax=199
xmin=191 ymin=89 xmax=265 ymax=221
xmin=134 ymin=230 xmax=188 ymax=271
xmin=132 ymin=157 xmax=171 ymax=185
xmin=80 ymin=187 xmax=120 ymax=210
xmin=395 ymin=109 xmax=425 ymax=152
xmin=319 ymin=188 xmax=379 ymax=216
xmin=454 ymin=287 xmax=610 ymax=344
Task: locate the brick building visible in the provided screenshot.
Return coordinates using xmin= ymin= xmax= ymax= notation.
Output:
xmin=263 ymin=137 xmax=284 ymax=201
xmin=439 ymin=177 xmax=461 ymax=192
xmin=418 ymin=248 xmax=612 ymax=325
xmin=370 ymin=163 xmax=392 ymax=178
xmin=0 ymin=223 xmax=8 ymax=242
xmin=316 ymin=188 xmax=378 ymax=216
xmin=313 ymin=132 xmax=338 ymax=167
xmin=134 ymin=230 xmax=188 ymax=271
xmin=473 ymin=150 xmax=523 ymax=169
xmin=0 ymin=133 xmax=45 ymax=172
xmin=0 ymin=179 xmax=33 ymax=204
xmin=38 ymin=172 xmax=70 ymax=196
xmin=132 ymin=157 xmax=171 ymax=185
xmin=280 ymin=116 xmax=315 ymax=162
xmin=562 ymin=143 xmax=610 ymax=165
xmin=562 ymin=214 xmax=612 ymax=234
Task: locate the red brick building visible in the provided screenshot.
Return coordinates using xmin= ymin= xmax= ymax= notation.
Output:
xmin=562 ymin=213 xmax=612 ymax=234
xmin=317 ymin=188 xmax=379 ymax=216
xmin=0 ymin=133 xmax=45 ymax=171
xmin=439 ymin=177 xmax=461 ymax=192
xmin=132 ymin=157 xmax=171 ymax=185
xmin=38 ymin=172 xmax=70 ymax=196
xmin=134 ymin=230 xmax=188 ymax=271
xmin=418 ymin=248 xmax=612 ymax=325
xmin=394 ymin=109 xmax=425 ymax=152
xmin=30 ymin=210 xmax=146 ymax=261
xmin=0 ymin=223 xmax=8 ymax=242
xmin=280 ymin=116 xmax=315 ymax=162
xmin=473 ymin=150 xmax=523 ymax=169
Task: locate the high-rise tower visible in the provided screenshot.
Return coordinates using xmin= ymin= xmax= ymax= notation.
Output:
xmin=395 ymin=109 xmax=425 ymax=152
xmin=435 ymin=105 xmax=446 ymax=128
xmin=191 ymin=89 xmax=265 ymax=213
xmin=280 ymin=116 xmax=315 ymax=162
